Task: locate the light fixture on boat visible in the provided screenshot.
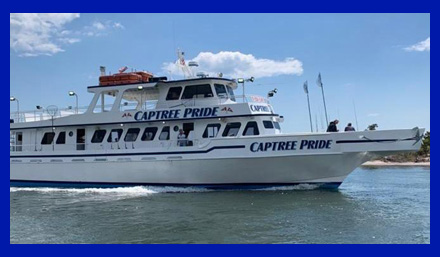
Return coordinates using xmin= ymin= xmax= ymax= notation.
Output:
xmin=267 ymin=88 xmax=278 ymax=98
xmin=137 ymin=86 xmax=144 ymax=91
xmin=10 ymin=97 xmax=20 ymax=120
xmin=120 ymin=124 xmax=124 ymax=127
xmin=36 ymin=106 xmax=43 ymax=110
xmin=68 ymin=91 xmax=79 ymax=114
xmin=236 ymin=77 xmax=255 ymax=103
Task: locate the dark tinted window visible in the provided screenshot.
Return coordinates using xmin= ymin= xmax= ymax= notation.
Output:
xmin=142 ymin=127 xmax=158 ymax=141
xmin=274 ymin=122 xmax=281 ymax=130
xmin=92 ymin=130 xmax=107 ymax=143
xmin=56 ymin=132 xmax=66 ymax=144
xmin=203 ymin=124 xmax=221 ymax=138
xmin=263 ymin=121 xmax=274 ymax=129
xmin=182 ymin=84 xmax=213 ymax=99
xmin=41 ymin=132 xmax=55 ymax=145
xmin=214 ymin=84 xmax=227 ymax=98
xmin=243 ymin=122 xmax=260 ymax=136
xmin=166 ymin=87 xmax=183 ymax=100
xmin=222 ymin=123 xmax=241 ymax=137
xmin=125 ymin=128 xmax=140 ymax=142
xmin=159 ymin=126 xmax=170 ymax=141
xmin=226 ymin=86 xmax=236 ymax=101
xmin=107 ymin=129 xmax=124 ymax=143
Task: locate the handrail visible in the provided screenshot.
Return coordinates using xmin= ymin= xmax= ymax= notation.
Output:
xmin=10 ymin=139 xmax=201 ymax=153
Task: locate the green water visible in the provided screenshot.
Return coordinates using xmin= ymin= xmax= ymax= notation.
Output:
xmin=10 ymin=167 xmax=430 ymax=244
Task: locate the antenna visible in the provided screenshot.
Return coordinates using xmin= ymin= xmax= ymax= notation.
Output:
xmin=176 ymin=49 xmax=194 ymax=78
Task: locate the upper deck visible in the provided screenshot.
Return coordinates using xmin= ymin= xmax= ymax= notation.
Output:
xmin=10 ymin=77 xmax=277 ymax=130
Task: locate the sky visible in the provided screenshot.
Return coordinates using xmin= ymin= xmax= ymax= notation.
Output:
xmin=10 ymin=13 xmax=430 ymax=132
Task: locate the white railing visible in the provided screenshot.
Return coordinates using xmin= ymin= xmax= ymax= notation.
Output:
xmin=10 ymin=139 xmax=200 ymax=153
xmin=10 ymin=101 xmax=159 ymax=124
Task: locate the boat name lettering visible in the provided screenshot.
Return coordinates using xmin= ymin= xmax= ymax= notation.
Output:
xmin=250 ymin=140 xmax=332 ymax=152
xmin=250 ymin=105 xmax=270 ymax=112
xmin=134 ymin=107 xmax=219 ymax=121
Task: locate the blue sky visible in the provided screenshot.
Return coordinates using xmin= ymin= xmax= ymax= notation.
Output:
xmin=10 ymin=13 xmax=430 ymax=132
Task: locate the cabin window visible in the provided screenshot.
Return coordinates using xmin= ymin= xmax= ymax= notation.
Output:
xmin=56 ymin=132 xmax=66 ymax=144
xmin=92 ymin=130 xmax=107 ymax=143
xmin=142 ymin=127 xmax=158 ymax=141
xmin=222 ymin=123 xmax=241 ymax=137
xmin=226 ymin=86 xmax=236 ymax=101
xmin=166 ymin=87 xmax=183 ymax=100
xmin=243 ymin=121 xmax=260 ymax=136
xmin=41 ymin=132 xmax=55 ymax=145
xmin=203 ymin=124 xmax=221 ymax=138
xmin=214 ymin=84 xmax=228 ymax=98
xmin=159 ymin=126 xmax=170 ymax=141
xmin=181 ymin=84 xmax=213 ymax=99
xmin=125 ymin=128 xmax=141 ymax=142
xmin=263 ymin=121 xmax=274 ymax=129
xmin=274 ymin=122 xmax=281 ymax=130
xmin=107 ymin=129 xmax=123 ymax=143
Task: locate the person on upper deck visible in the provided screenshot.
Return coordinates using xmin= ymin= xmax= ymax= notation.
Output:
xmin=345 ymin=123 xmax=356 ymax=132
xmin=327 ymin=120 xmax=339 ymax=132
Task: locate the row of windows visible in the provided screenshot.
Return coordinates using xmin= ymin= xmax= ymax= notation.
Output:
xmin=40 ymin=120 xmax=280 ymax=145
xmin=166 ymin=84 xmax=235 ymax=101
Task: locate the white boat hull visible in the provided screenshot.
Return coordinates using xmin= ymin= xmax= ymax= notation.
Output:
xmin=10 ymin=128 xmax=424 ymax=189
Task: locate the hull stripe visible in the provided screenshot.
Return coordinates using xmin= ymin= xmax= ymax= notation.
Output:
xmin=10 ymin=145 xmax=246 ymax=159
xmin=10 ymin=180 xmax=342 ymax=190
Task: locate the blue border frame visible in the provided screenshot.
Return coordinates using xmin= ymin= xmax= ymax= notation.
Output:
xmin=5 ymin=5 xmax=434 ymax=254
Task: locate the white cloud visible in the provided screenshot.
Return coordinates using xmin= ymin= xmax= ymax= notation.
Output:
xmin=10 ymin=13 xmax=80 ymax=57
xmin=10 ymin=14 xmax=124 ymax=57
xmin=405 ymin=37 xmax=430 ymax=52
xmin=163 ymin=51 xmax=303 ymax=78
xmin=83 ymin=21 xmax=124 ymax=37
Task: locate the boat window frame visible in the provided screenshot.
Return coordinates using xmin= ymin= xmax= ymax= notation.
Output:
xmin=222 ymin=122 xmax=242 ymax=137
xmin=141 ymin=127 xmax=159 ymax=141
xmin=107 ymin=129 xmax=124 ymax=143
xmin=243 ymin=121 xmax=260 ymax=136
xmin=91 ymin=129 xmax=107 ymax=144
xmin=181 ymin=84 xmax=214 ymax=99
xmin=214 ymin=84 xmax=228 ymax=99
xmin=166 ymin=87 xmax=183 ymax=101
xmin=124 ymin=128 xmax=141 ymax=142
xmin=159 ymin=126 xmax=170 ymax=141
xmin=203 ymin=123 xmax=222 ymax=138
xmin=56 ymin=131 xmax=66 ymax=144
xmin=273 ymin=122 xmax=281 ymax=130
xmin=226 ymin=86 xmax=236 ymax=101
xmin=263 ymin=120 xmax=274 ymax=129
xmin=41 ymin=132 xmax=56 ymax=145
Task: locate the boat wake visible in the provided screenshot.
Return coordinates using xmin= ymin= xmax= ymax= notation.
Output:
xmin=10 ymin=184 xmax=321 ymax=195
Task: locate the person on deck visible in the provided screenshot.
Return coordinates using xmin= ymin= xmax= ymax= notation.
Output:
xmin=177 ymin=129 xmax=187 ymax=147
xmin=327 ymin=120 xmax=339 ymax=132
xmin=345 ymin=123 xmax=356 ymax=132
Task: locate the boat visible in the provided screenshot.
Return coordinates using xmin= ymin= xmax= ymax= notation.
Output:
xmin=10 ymin=54 xmax=424 ymax=189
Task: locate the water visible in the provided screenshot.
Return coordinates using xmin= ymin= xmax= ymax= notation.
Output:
xmin=10 ymin=167 xmax=430 ymax=244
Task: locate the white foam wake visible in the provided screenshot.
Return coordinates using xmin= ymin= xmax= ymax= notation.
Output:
xmin=255 ymin=184 xmax=321 ymax=191
xmin=9 ymin=186 xmax=211 ymax=195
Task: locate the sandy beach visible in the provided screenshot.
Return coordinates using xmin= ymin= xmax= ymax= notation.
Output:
xmin=362 ymin=160 xmax=430 ymax=167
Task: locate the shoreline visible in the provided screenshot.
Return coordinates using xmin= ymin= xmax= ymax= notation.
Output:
xmin=362 ymin=160 xmax=430 ymax=167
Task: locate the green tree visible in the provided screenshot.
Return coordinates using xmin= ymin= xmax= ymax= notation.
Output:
xmin=418 ymin=131 xmax=430 ymax=157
